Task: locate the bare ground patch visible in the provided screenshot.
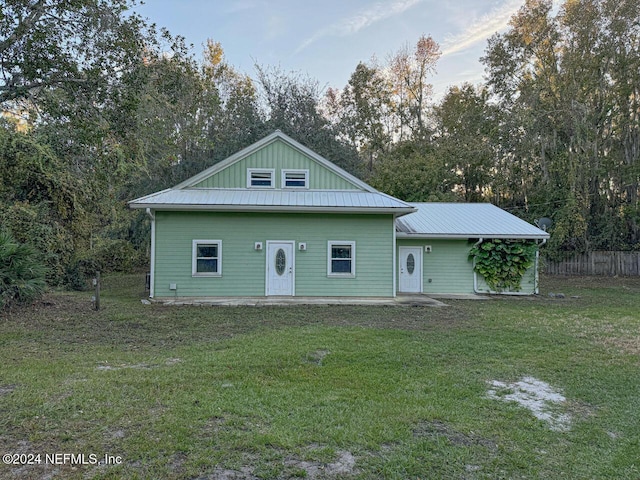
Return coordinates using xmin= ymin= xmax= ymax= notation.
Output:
xmin=412 ymin=420 xmax=497 ymax=451
xmin=487 ymin=377 xmax=571 ymax=431
xmin=196 ymin=446 xmax=359 ymax=480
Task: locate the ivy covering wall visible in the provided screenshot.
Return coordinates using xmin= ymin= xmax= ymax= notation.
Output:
xmin=469 ymin=239 xmax=538 ymax=292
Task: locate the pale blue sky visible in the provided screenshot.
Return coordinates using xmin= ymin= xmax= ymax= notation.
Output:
xmin=133 ymin=0 xmax=547 ymax=98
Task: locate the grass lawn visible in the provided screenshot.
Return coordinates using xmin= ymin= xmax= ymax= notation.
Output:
xmin=1 ymin=274 xmax=639 ymax=479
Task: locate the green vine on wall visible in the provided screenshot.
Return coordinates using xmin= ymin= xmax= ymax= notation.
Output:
xmin=469 ymin=239 xmax=538 ymax=292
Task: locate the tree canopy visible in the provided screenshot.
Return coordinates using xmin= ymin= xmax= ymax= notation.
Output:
xmin=0 ymin=0 xmax=638 ymax=295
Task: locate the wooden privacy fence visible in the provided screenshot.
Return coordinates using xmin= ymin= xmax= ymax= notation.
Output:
xmin=543 ymin=251 xmax=640 ymax=276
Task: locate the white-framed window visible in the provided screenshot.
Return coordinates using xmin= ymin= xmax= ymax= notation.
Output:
xmin=327 ymin=241 xmax=355 ymax=277
xmin=192 ymin=240 xmax=222 ymax=277
xmin=247 ymin=168 xmax=275 ymax=188
xmin=282 ymin=169 xmax=309 ymax=189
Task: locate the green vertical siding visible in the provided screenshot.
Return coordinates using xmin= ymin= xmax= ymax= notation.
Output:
xmin=192 ymin=139 xmax=360 ymax=190
xmin=154 ymin=212 xmax=394 ymax=298
xmin=396 ymin=238 xmax=538 ymax=294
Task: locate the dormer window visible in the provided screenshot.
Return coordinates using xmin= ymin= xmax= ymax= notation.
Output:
xmin=282 ymin=169 xmax=309 ymax=189
xmin=247 ymin=168 xmax=275 ymax=188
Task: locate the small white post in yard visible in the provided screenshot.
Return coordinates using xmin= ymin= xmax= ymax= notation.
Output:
xmin=93 ymin=271 xmax=101 ymax=311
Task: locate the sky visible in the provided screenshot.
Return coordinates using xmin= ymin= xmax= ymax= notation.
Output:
xmin=132 ymin=0 xmax=540 ymax=99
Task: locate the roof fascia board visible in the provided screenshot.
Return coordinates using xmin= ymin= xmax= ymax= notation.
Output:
xmin=396 ymin=232 xmax=550 ymax=240
xmin=127 ymin=187 xmax=173 ymax=206
xmin=128 ymin=203 xmax=415 ymax=215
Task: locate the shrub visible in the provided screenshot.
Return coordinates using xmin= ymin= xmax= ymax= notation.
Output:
xmin=65 ymin=239 xmax=145 ymax=291
xmin=0 ymin=230 xmax=47 ymax=308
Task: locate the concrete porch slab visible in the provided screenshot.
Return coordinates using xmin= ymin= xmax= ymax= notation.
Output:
xmin=150 ymin=295 xmax=449 ymax=307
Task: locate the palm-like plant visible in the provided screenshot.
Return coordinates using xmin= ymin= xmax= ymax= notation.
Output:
xmin=0 ymin=230 xmax=47 ymax=308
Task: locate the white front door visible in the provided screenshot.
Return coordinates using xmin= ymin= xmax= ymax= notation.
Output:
xmin=399 ymin=247 xmax=422 ymax=293
xmin=266 ymin=241 xmax=295 ymax=296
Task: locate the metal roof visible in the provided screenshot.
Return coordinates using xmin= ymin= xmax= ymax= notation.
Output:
xmin=129 ymin=188 xmax=415 ymax=214
xmin=396 ymin=203 xmax=550 ymax=239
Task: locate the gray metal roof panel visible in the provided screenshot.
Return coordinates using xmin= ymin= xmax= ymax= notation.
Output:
xmin=396 ymin=203 xmax=549 ymax=239
xmin=129 ymin=188 xmax=415 ymax=212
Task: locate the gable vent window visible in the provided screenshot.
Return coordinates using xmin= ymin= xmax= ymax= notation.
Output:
xmin=247 ymin=169 xmax=275 ymax=188
xmin=282 ymin=169 xmax=309 ymax=189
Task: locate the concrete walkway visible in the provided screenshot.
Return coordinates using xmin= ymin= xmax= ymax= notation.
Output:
xmin=150 ymin=295 xmax=453 ymax=307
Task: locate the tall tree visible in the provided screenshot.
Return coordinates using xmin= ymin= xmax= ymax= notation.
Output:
xmin=203 ymin=40 xmax=263 ymax=163
xmin=388 ymin=34 xmax=441 ymax=141
xmin=434 ymin=84 xmax=498 ymax=202
xmin=0 ymin=0 xmax=147 ymax=105
xmin=256 ymin=65 xmax=359 ymax=174
xmin=482 ymin=0 xmax=640 ymax=254
xmin=339 ymin=61 xmax=393 ymax=172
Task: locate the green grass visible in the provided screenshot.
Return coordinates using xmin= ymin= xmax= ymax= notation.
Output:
xmin=1 ymin=274 xmax=639 ymax=479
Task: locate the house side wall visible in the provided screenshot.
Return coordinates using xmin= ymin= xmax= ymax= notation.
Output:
xmin=396 ymin=238 xmax=538 ymax=295
xmin=397 ymin=239 xmax=476 ymax=294
xmin=154 ymin=211 xmax=394 ymax=297
xmin=192 ymin=140 xmax=359 ymax=190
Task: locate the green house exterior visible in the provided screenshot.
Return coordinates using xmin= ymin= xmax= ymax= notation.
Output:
xmin=395 ymin=203 xmax=548 ymax=295
xmin=129 ymin=132 xmax=549 ymax=299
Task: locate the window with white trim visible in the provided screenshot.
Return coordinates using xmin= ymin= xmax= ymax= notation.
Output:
xmin=192 ymin=240 xmax=222 ymax=276
xmin=328 ymin=241 xmax=355 ymax=277
xmin=247 ymin=168 xmax=275 ymax=188
xmin=282 ymin=169 xmax=309 ymax=188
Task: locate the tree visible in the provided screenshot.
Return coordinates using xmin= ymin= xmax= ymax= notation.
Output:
xmin=433 ymin=84 xmax=499 ymax=202
xmin=203 ymin=40 xmax=263 ymax=163
xmin=482 ymin=0 xmax=640 ymax=254
xmin=388 ymin=34 xmax=441 ymax=141
xmin=0 ymin=0 xmax=147 ymax=105
xmin=370 ymin=141 xmax=456 ymax=202
xmin=338 ymin=61 xmax=393 ymax=172
xmin=256 ymin=65 xmax=359 ymax=174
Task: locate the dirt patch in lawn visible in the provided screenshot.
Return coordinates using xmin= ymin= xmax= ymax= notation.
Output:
xmin=487 ymin=377 xmax=571 ymax=431
xmin=413 ymin=420 xmax=497 ymax=451
xmin=198 ymin=446 xmax=358 ymax=480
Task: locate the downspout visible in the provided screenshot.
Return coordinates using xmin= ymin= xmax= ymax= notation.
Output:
xmin=534 ymin=238 xmax=547 ymax=295
xmin=392 ymin=218 xmax=397 ymax=297
xmin=472 ymin=238 xmax=483 ymax=295
xmin=146 ymin=208 xmax=156 ymax=299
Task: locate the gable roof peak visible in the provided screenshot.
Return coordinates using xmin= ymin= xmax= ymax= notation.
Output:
xmin=173 ymin=130 xmax=376 ymax=193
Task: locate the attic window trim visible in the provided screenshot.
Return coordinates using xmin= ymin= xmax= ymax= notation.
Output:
xmin=247 ymin=168 xmax=276 ymax=188
xmin=282 ymin=169 xmax=309 ymax=189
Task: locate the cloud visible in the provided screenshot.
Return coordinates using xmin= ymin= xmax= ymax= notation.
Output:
xmin=440 ymin=0 xmax=524 ymax=57
xmin=295 ymin=0 xmax=424 ymax=54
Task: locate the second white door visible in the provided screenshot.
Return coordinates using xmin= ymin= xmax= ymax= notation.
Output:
xmin=399 ymin=247 xmax=422 ymax=293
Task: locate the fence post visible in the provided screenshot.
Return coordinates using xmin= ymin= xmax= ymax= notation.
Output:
xmin=93 ymin=271 xmax=101 ymax=311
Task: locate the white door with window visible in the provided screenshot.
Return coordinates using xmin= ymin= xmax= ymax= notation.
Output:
xmin=399 ymin=247 xmax=422 ymax=293
xmin=266 ymin=241 xmax=295 ymax=296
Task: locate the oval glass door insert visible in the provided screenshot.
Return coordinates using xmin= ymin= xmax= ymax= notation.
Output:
xmin=406 ymin=253 xmax=415 ymax=274
xmin=275 ymin=248 xmax=286 ymax=276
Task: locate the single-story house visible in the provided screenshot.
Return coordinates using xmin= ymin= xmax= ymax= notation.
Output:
xmin=129 ymin=131 xmax=549 ymax=299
